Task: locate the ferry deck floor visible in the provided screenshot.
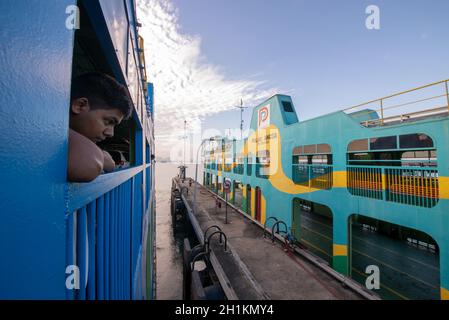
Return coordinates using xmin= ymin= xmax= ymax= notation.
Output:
xmin=175 ymin=177 xmax=372 ymax=300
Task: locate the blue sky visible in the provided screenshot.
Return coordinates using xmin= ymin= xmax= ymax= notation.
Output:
xmin=138 ymin=0 xmax=449 ymax=159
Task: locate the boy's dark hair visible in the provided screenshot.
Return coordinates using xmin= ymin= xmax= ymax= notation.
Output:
xmin=71 ymin=72 xmax=132 ymax=119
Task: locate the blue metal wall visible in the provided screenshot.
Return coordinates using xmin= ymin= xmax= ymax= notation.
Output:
xmin=0 ymin=0 xmax=155 ymax=300
xmin=0 ymin=0 xmax=76 ymax=299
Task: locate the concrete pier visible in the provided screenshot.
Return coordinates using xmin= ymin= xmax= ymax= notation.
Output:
xmin=174 ymin=177 xmax=378 ymax=300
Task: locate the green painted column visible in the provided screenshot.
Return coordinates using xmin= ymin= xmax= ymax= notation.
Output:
xmin=440 ymin=242 xmax=449 ymax=300
xmin=332 ymin=214 xmax=349 ymax=276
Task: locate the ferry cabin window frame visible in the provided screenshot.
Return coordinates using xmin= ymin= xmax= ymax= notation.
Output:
xmin=69 ymin=0 xmax=144 ymax=181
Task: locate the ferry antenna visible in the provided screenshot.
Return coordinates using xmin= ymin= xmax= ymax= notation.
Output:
xmin=234 ymin=99 xmax=248 ymax=140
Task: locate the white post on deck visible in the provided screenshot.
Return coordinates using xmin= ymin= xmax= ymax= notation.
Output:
xmin=193 ymin=138 xmax=216 ymax=216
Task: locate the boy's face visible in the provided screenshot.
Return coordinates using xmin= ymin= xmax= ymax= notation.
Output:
xmin=70 ymin=98 xmax=124 ymax=143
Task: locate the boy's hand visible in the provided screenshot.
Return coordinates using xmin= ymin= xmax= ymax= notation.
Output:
xmin=102 ymin=151 xmax=116 ymax=172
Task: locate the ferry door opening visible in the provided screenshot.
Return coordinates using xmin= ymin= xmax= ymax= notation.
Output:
xmin=246 ymin=185 xmax=252 ymax=216
xmin=349 ymin=214 xmax=440 ymax=300
xmin=292 ymin=199 xmax=301 ymax=241
xmin=294 ymin=199 xmax=333 ymax=266
xmin=255 ymin=187 xmax=262 ymax=222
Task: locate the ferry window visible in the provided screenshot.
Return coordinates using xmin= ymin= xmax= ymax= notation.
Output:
xmin=295 ymin=155 xmax=308 ymax=164
xmin=303 ymin=145 xmax=316 ymax=154
xmin=256 ymin=150 xmax=270 ymax=178
xmin=247 ymin=156 xmax=253 ymax=176
xmin=401 ymin=150 xmax=437 ymax=167
xmin=399 ymin=133 xmax=434 ymax=149
xmin=346 ymin=133 xmax=439 ymax=207
xmin=282 ymin=101 xmax=294 ymax=113
xmin=348 ymin=152 xmax=371 ymax=163
xmin=317 ymin=144 xmax=331 ymax=154
xmin=217 ymin=155 xmax=223 ymax=171
xmin=370 ymin=136 xmax=397 ymax=150
xmin=224 ymin=141 xmax=233 ymax=172
xmin=348 ymin=139 xmax=369 ymax=152
xmin=293 ymin=146 xmax=303 ymax=155
xmin=68 ymin=2 xmax=134 ymax=182
xmin=292 ymin=143 xmax=333 ymax=189
xmin=293 ymin=144 xmax=332 ymax=156
xmin=312 ymin=154 xmax=332 ymax=165
xmin=234 ymin=154 xmax=244 ymax=175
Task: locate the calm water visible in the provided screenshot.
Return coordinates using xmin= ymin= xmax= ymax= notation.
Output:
xmin=155 ymin=163 xmax=203 ymax=300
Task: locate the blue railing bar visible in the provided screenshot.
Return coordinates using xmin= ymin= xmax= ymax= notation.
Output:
xmin=121 ymin=183 xmax=125 ymax=300
xmin=124 ymin=184 xmax=128 ymax=300
xmin=110 ymin=188 xmax=116 ymax=299
xmin=115 ymin=186 xmax=120 ymax=300
xmin=125 ymin=182 xmax=130 ymax=300
xmin=87 ymin=201 xmax=96 ymax=300
xmin=133 ymin=175 xmax=139 ymax=293
xmin=120 ymin=184 xmax=125 ymax=300
xmin=76 ymin=207 xmax=87 ymax=300
xmin=68 ymin=166 xmax=144 ymax=213
xmin=124 ymin=182 xmax=128 ymax=300
xmin=127 ymin=180 xmax=132 ymax=299
xmin=124 ymin=182 xmax=129 ymax=300
xmin=120 ymin=184 xmax=124 ymax=300
xmin=129 ymin=180 xmax=134 ymax=299
xmin=104 ymin=192 xmax=110 ymax=300
xmin=117 ymin=185 xmax=121 ymax=300
xmin=96 ymin=195 xmax=105 ymax=300
xmin=130 ymin=176 xmax=136 ymax=290
xmin=116 ymin=186 xmax=121 ymax=300
xmin=65 ymin=212 xmax=75 ymax=300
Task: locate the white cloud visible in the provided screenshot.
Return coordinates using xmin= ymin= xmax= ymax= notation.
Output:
xmin=137 ymin=0 xmax=279 ymax=159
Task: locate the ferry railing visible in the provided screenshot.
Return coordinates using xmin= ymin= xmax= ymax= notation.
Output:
xmin=255 ymin=163 xmax=270 ymax=179
xmin=385 ymin=167 xmax=439 ymax=208
xmin=347 ymin=166 xmax=383 ymax=199
xmin=66 ymin=166 xmax=149 ymax=300
xmin=292 ymin=164 xmax=333 ymax=190
xmin=233 ymin=164 xmax=244 ymax=175
xmin=343 ymin=79 xmax=449 ymax=127
xmin=347 ymin=165 xmax=439 ymax=208
xmin=246 ymin=163 xmax=253 ymax=176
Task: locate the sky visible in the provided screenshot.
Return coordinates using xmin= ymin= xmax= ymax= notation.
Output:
xmin=137 ymin=0 xmax=449 ymax=161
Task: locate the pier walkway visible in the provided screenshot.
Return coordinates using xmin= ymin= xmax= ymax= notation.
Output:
xmin=175 ymin=177 xmax=375 ymax=300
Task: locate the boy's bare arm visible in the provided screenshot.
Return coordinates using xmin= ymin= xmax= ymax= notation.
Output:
xmin=67 ymin=129 xmax=104 ymax=182
xmin=102 ymin=150 xmax=116 ymax=172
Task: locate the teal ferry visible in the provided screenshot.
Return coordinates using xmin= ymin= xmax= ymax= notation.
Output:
xmin=203 ymin=79 xmax=449 ymax=300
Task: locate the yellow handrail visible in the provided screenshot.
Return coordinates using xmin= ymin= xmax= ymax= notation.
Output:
xmin=344 ymin=78 xmax=449 ymax=112
xmin=343 ymin=78 xmax=449 ymax=126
